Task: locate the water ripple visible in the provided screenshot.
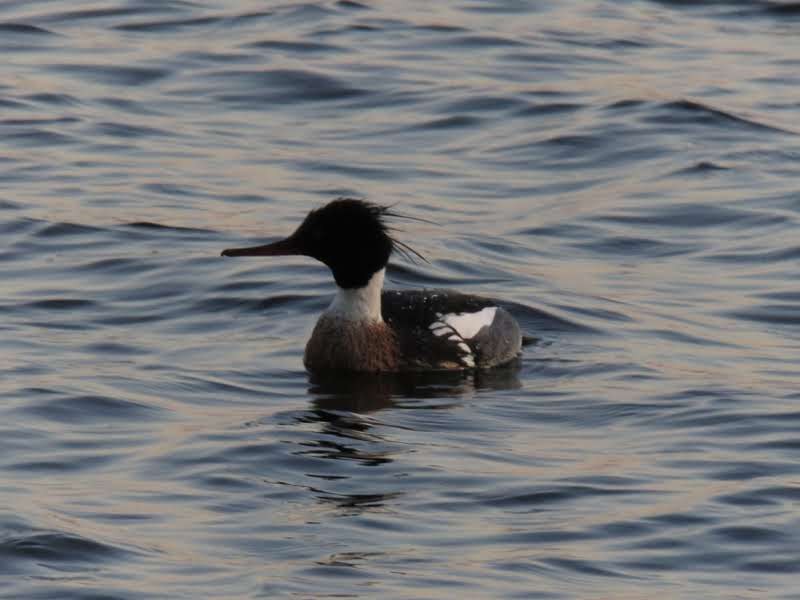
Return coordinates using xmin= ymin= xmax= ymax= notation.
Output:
xmin=210 ymin=68 xmax=369 ymax=106
xmin=1 ymin=0 xmax=799 ymax=598
xmin=51 ymin=64 xmax=170 ymax=86
xmin=0 ymin=23 xmax=55 ymax=35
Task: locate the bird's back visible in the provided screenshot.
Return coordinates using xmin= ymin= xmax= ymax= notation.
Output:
xmin=382 ymin=290 xmax=521 ymax=371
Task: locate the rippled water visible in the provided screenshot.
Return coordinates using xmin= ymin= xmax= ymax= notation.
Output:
xmin=2 ymin=1 xmax=800 ymax=598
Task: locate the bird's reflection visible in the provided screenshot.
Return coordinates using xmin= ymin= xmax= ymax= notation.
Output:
xmin=294 ymin=364 xmax=522 ymax=514
xmin=307 ymin=361 xmax=522 ymax=414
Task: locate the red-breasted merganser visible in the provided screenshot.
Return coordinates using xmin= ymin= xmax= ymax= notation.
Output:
xmin=221 ymin=198 xmax=522 ymax=372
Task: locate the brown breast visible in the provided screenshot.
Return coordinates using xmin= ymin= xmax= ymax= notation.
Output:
xmin=303 ymin=316 xmax=400 ymax=372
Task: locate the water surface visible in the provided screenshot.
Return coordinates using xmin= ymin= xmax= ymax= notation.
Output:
xmin=1 ymin=1 xmax=800 ymax=598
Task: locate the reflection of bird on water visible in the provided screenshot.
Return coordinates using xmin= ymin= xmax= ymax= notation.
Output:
xmin=308 ymin=367 xmax=522 ymax=414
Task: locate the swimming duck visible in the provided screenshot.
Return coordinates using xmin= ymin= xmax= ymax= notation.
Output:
xmin=222 ymin=198 xmax=521 ymax=372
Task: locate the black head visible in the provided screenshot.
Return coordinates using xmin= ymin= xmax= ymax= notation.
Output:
xmin=222 ymin=198 xmax=394 ymax=288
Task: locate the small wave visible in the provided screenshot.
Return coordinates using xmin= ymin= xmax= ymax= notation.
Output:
xmin=114 ymin=16 xmax=222 ymax=32
xmin=406 ymin=115 xmax=482 ymax=131
xmin=650 ymin=99 xmax=793 ymax=134
xmin=606 ymin=98 xmax=647 ymax=110
xmin=35 ymin=5 xmax=179 ymax=23
xmin=24 ymin=92 xmax=78 ymax=105
xmin=504 ymin=50 xmax=617 ymax=66
xmin=742 ymin=559 xmax=800 ymax=574
xmin=543 ymin=133 xmax=606 ymax=150
xmin=0 ymin=23 xmax=55 ymax=35
xmin=98 ymin=96 xmax=162 ymax=115
xmin=337 ymin=0 xmax=369 ymax=9
xmin=214 ymin=280 xmax=274 ymax=293
xmin=4 ymin=128 xmax=76 ymax=147
xmin=669 ymin=161 xmax=732 ymax=176
xmin=763 ymin=2 xmax=800 ymax=16
xmin=257 ymin=293 xmax=325 ymax=313
xmin=35 ymin=222 xmax=104 ymax=237
xmin=703 ymin=245 xmax=800 ymax=264
xmin=598 ymin=202 xmax=786 ymax=230
xmin=713 ymin=525 xmax=786 ymax=543
xmin=246 ymin=39 xmax=344 ymax=54
xmin=92 ymin=312 xmax=169 ymax=326
xmin=441 ymin=95 xmax=526 ymax=113
xmin=572 ymin=235 xmax=694 ymax=258
xmin=386 ymin=262 xmax=454 ymax=286
xmin=0 ymin=98 xmax=30 ymax=109
xmin=51 ymin=64 xmax=170 ymax=86
xmin=226 ymin=10 xmax=274 ymax=26
xmin=542 ymin=557 xmax=631 ymax=579
xmin=0 ymin=217 xmax=36 ymax=233
xmin=717 ymin=485 xmax=800 ymax=507
xmin=270 ymin=3 xmax=337 ymax=24
xmin=74 ymin=256 xmax=159 ymax=275
xmin=21 ymin=393 xmax=160 ymax=424
xmin=644 ymin=328 xmax=734 ymax=348
xmin=82 ymin=342 xmax=148 ymax=356
xmin=726 ymin=304 xmax=800 ymax=327
xmin=0 ymin=199 xmax=21 ymax=211
xmin=93 ymin=121 xmax=169 ymax=139
xmin=0 ymin=531 xmax=128 ymax=563
xmin=721 ymin=2 xmax=800 ymax=18
xmin=22 ymin=298 xmax=97 ymax=311
xmin=124 ymin=220 xmax=212 ymax=234
xmin=484 ymin=484 xmax=643 ymax=508
xmin=648 ymin=512 xmax=716 ymax=527
xmin=210 ymin=68 xmax=369 ymax=106
xmin=502 ymin=300 xmax=597 ymax=334
xmin=515 ymin=222 xmax=596 ymax=240
xmin=1 ymin=116 xmax=78 ymax=127
xmin=298 ymin=160 xmax=401 ymax=180
xmin=444 ymin=34 xmax=525 ymax=48
xmin=514 ymin=101 xmax=584 ymax=116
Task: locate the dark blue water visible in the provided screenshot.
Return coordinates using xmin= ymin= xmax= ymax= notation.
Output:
xmin=2 ymin=1 xmax=800 ymax=598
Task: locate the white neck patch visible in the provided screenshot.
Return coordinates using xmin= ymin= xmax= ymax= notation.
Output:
xmin=325 ymin=268 xmax=385 ymax=323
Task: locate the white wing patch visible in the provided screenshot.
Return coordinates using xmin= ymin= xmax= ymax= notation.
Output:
xmin=428 ymin=313 xmax=478 ymax=369
xmin=441 ymin=307 xmax=497 ymax=340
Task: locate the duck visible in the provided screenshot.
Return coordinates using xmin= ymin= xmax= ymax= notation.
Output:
xmin=221 ymin=198 xmax=521 ymax=372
